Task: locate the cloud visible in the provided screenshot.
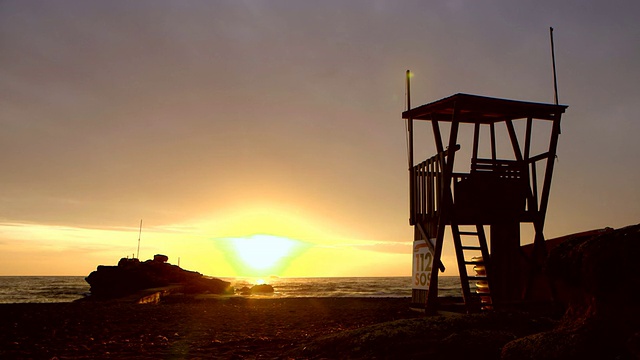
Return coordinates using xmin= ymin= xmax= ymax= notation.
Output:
xmin=1 ymin=0 xmax=639 ymax=275
xmin=343 ymin=241 xmax=411 ymax=254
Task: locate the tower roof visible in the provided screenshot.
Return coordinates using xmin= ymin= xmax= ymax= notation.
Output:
xmin=402 ymin=93 xmax=567 ymax=123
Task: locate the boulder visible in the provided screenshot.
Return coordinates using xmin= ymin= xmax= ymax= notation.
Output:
xmin=502 ymin=224 xmax=640 ymax=359
xmin=236 ymin=284 xmax=275 ymax=295
xmin=238 ymin=286 xmax=252 ymax=295
xmin=250 ymin=284 xmax=275 ymax=294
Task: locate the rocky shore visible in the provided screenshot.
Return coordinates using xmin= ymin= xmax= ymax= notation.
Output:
xmin=501 ymin=223 xmax=640 ymax=359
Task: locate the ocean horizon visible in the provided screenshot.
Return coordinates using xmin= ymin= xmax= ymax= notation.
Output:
xmin=0 ymin=276 xmax=462 ymax=303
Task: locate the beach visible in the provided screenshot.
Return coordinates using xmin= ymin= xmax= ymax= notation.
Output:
xmin=2 ymin=294 xmax=634 ymax=359
xmin=0 ymin=297 xmax=421 ymax=359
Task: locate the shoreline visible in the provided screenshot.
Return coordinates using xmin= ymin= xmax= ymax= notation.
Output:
xmin=1 ymin=276 xmax=463 ymax=304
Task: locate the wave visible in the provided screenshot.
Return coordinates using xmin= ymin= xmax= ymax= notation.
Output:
xmin=0 ymin=276 xmax=462 ymax=303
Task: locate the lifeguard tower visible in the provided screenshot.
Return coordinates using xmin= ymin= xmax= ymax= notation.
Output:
xmin=403 ymin=88 xmax=567 ymax=313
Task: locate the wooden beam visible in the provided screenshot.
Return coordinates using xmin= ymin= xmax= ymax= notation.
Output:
xmin=409 ymin=117 xmax=415 ymax=225
xmin=406 ymin=112 xmax=560 ymax=123
xmin=401 ymin=93 xmax=567 ymax=122
xmin=476 ymin=224 xmax=493 ymax=294
xmin=427 ymin=159 xmax=434 ymax=216
xmin=527 ymin=152 xmax=550 ymax=164
xmin=490 ymin=123 xmax=497 ymax=160
xmin=407 ymin=70 xmax=415 ymax=225
xmin=431 ymin=116 xmax=444 ymax=154
xmin=538 ymin=114 xmax=562 ymax=222
xmin=472 ymin=123 xmax=480 ymax=161
xmin=417 ymin=223 xmax=445 ymax=272
xmin=505 ymin=120 xmax=523 ymax=161
xmin=524 ymin=117 xmax=533 ymax=161
xmin=426 ymin=104 xmax=460 ymax=314
xmin=529 ymin=113 xmax=563 ymax=272
xmin=522 ymin=118 xmax=536 ymax=214
xmin=490 ymin=222 xmax=523 ymax=304
xmin=523 ymin=117 xmax=538 ymax=211
xmin=420 ymin=161 xmax=426 ymax=216
xmin=531 ymin=163 xmax=539 ymax=211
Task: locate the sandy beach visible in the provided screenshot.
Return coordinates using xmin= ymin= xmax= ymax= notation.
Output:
xmin=0 ymin=297 xmax=421 ymax=359
xmin=2 ymin=295 xmax=635 ymax=359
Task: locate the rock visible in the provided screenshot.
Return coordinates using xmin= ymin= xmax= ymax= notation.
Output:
xmin=235 ymin=284 xmax=275 ymax=295
xmin=238 ymin=286 xmax=252 ymax=295
xmin=85 ymin=257 xmax=232 ymax=299
xmin=250 ymin=284 xmax=274 ymax=294
xmin=502 ymin=224 xmax=640 ymax=359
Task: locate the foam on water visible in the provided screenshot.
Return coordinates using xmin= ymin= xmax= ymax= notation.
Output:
xmin=0 ymin=276 xmax=89 ymax=303
xmin=225 ymin=276 xmax=461 ymax=298
xmin=0 ymin=276 xmax=462 ymax=303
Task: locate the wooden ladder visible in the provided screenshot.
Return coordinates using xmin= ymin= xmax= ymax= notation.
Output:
xmin=451 ymin=224 xmax=494 ymax=312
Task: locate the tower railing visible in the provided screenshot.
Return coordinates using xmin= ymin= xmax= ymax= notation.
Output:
xmin=411 ymin=147 xmax=458 ymax=226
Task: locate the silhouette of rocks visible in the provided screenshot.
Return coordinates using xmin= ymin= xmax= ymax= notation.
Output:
xmin=502 ymin=224 xmax=640 ymax=359
xmin=238 ymin=286 xmax=252 ymax=295
xmin=250 ymin=284 xmax=275 ymax=294
xmin=85 ymin=255 xmax=232 ymax=299
xmin=236 ymin=284 xmax=275 ymax=295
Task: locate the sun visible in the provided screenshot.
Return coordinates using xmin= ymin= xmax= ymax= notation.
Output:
xmin=228 ymin=235 xmax=301 ymax=275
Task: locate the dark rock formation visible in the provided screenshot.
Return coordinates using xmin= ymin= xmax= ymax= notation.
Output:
xmin=236 ymin=284 xmax=275 ymax=295
xmin=85 ymin=256 xmax=232 ymax=299
xmin=250 ymin=284 xmax=275 ymax=294
xmin=238 ymin=286 xmax=252 ymax=295
xmin=502 ymin=224 xmax=640 ymax=359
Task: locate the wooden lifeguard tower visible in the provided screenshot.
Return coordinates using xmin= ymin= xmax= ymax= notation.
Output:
xmin=403 ymin=87 xmax=567 ymax=313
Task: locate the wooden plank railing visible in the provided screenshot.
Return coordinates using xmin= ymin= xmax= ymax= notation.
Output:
xmin=471 ymin=155 xmax=551 ymax=214
xmin=411 ymin=147 xmax=458 ymax=225
xmin=411 ymin=152 xmax=547 ymax=225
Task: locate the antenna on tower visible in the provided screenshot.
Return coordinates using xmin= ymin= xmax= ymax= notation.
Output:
xmin=136 ymin=219 xmax=142 ymax=259
xmin=550 ymin=27 xmax=559 ymax=105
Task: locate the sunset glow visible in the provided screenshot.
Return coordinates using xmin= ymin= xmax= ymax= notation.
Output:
xmin=230 ymin=235 xmax=299 ymax=271
xmin=1 ymin=1 xmax=639 ymax=277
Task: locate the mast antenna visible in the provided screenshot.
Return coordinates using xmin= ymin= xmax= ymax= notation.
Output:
xmin=406 ymin=69 xmax=411 ymax=111
xmin=405 ymin=70 xmax=413 ymax=169
xmin=136 ymin=219 xmax=142 ymax=259
xmin=550 ymin=27 xmax=559 ymax=105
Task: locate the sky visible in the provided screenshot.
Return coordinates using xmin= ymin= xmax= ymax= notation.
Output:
xmin=1 ymin=1 xmax=639 ymax=277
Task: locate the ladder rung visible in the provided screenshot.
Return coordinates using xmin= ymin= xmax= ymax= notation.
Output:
xmin=459 ymin=231 xmax=479 ymax=236
xmin=461 ymin=246 xmax=482 ymax=250
xmin=468 ymin=276 xmax=488 ymax=281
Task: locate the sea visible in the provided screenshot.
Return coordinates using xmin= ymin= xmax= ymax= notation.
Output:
xmin=0 ymin=276 xmax=462 ymax=304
